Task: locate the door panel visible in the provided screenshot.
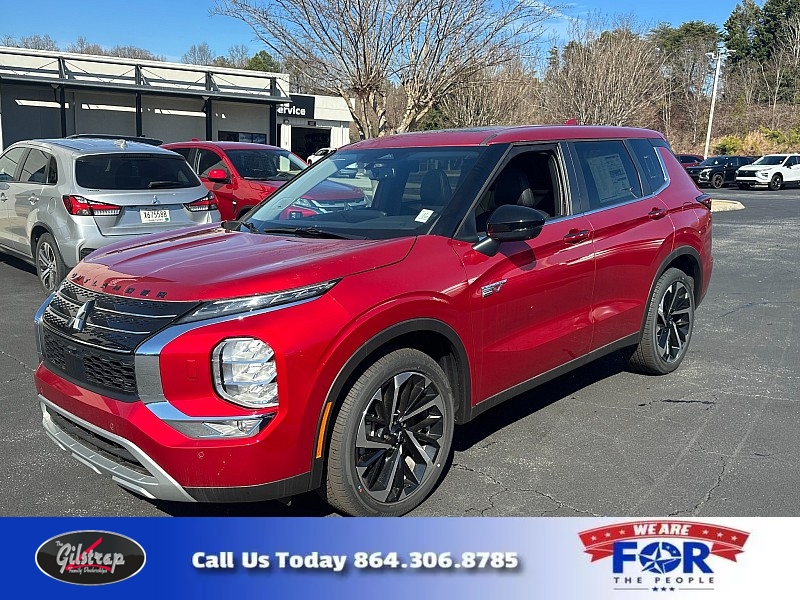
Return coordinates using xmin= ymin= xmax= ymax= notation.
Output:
xmin=454 ymin=214 xmax=595 ymax=403
xmin=9 ymin=149 xmax=49 ymax=253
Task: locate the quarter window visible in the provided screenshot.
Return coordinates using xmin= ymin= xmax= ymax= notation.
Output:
xmin=629 ymin=139 xmax=667 ymax=193
xmin=573 ymin=141 xmax=642 ymax=210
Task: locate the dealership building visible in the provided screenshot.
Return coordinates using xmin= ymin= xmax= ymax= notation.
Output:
xmin=0 ymin=46 xmax=352 ymax=159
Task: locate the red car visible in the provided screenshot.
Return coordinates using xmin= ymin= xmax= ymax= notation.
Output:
xmin=36 ymin=125 xmax=712 ymax=516
xmin=676 ymin=153 xmax=705 ymax=169
xmin=163 ymin=140 xmax=365 ymax=220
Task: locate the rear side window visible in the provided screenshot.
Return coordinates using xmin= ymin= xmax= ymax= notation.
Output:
xmin=20 ymin=149 xmax=50 ymax=183
xmin=573 ymin=141 xmax=642 ymax=210
xmin=628 ymin=138 xmax=667 ymax=194
xmin=75 ymin=154 xmax=201 ymax=190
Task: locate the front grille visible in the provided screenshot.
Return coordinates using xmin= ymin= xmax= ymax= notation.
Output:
xmin=41 ymin=279 xmax=199 ymax=399
xmin=43 ymin=328 xmax=138 ymax=398
xmin=79 ymin=248 xmax=97 ymax=260
xmin=48 ymin=409 xmax=151 ymax=476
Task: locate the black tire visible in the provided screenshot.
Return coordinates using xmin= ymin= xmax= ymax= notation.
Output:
xmin=35 ymin=232 xmax=67 ymax=294
xmin=711 ymin=173 xmax=724 ymax=189
xmin=769 ymin=173 xmax=783 ymax=191
xmin=320 ymin=348 xmax=455 ymax=516
xmin=627 ymin=268 xmax=695 ymax=375
xmin=737 ymin=182 xmax=750 ymax=190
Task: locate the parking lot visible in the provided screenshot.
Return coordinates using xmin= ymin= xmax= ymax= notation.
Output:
xmin=0 ymin=187 xmax=797 ymax=517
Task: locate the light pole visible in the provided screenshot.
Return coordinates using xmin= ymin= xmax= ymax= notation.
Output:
xmin=703 ymin=46 xmax=734 ymax=159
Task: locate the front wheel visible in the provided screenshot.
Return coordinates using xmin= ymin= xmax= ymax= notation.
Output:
xmin=769 ymin=173 xmax=783 ymax=191
xmin=711 ymin=173 xmax=724 ymax=189
xmin=35 ymin=232 xmax=67 ymax=294
xmin=320 ymin=348 xmax=455 ymax=516
xmin=626 ymin=268 xmax=695 ymax=375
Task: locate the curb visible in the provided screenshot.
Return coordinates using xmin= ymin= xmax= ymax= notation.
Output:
xmin=710 ymin=199 xmax=745 ymax=212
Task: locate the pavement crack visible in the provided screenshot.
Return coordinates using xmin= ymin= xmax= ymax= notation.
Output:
xmin=0 ymin=349 xmax=34 ymax=372
xmin=669 ymin=460 xmax=727 ymax=517
xmin=451 ymin=463 xmax=509 ymax=516
xmin=638 ymin=399 xmax=716 ymax=410
xmin=530 ymin=490 xmax=601 ymax=517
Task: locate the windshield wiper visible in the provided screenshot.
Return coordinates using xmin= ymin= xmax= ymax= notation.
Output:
xmin=259 ymin=226 xmax=365 ymax=240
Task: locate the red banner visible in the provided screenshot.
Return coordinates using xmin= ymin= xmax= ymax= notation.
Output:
xmin=578 ymin=520 xmax=749 ymax=562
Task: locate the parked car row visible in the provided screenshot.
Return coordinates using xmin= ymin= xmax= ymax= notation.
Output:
xmin=0 ymin=137 xmax=352 ymax=292
xmin=677 ymin=151 xmax=800 ymax=190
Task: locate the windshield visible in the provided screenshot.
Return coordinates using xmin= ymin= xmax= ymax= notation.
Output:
xmin=227 ymin=149 xmax=306 ymax=181
xmin=242 ymin=147 xmax=485 ymax=240
xmin=698 ymin=157 xmax=727 ymax=167
xmin=752 ymin=155 xmax=786 ymax=166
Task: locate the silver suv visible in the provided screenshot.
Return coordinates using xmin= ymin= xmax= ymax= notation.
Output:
xmin=0 ymin=137 xmax=220 ymax=292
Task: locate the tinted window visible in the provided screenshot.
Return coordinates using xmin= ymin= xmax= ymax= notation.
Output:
xmin=170 ymin=147 xmax=193 ymax=162
xmin=0 ymin=147 xmax=27 ymax=182
xmin=629 ymin=139 xmax=666 ymax=193
xmin=75 ymin=154 xmax=201 ymax=190
xmin=46 ymin=156 xmax=58 ymax=185
xmin=197 ymin=149 xmax=226 ymax=177
xmin=573 ymin=141 xmax=642 ymax=210
xmin=20 ymin=149 xmax=50 ymax=183
xmin=226 ymin=149 xmax=305 ymax=181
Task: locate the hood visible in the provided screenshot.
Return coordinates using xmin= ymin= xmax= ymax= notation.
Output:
xmin=71 ymin=225 xmax=415 ymax=301
xmin=738 ymin=165 xmax=773 ymax=171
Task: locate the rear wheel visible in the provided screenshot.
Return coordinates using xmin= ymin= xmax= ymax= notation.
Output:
xmin=320 ymin=348 xmax=454 ymax=516
xmin=769 ymin=173 xmax=783 ymax=191
xmin=35 ymin=232 xmax=67 ymax=294
xmin=711 ymin=173 xmax=724 ymax=189
xmin=627 ymin=268 xmax=695 ymax=375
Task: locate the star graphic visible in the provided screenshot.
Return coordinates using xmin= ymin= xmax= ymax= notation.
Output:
xmin=661 ymin=587 xmax=667 ymax=592
xmin=652 ymin=587 xmax=659 ymax=592
xmin=717 ymin=532 xmax=724 ymax=538
xmin=670 ymin=588 xmax=675 ymax=592
xmin=619 ymin=529 xmax=626 ymax=535
xmin=591 ymin=535 xmax=597 ymax=541
xmin=731 ymin=535 xmax=738 ymax=541
xmin=605 ymin=532 xmax=612 ymax=538
xmin=702 ymin=529 xmax=709 ymax=535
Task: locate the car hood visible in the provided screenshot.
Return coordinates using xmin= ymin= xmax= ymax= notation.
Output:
xmin=71 ymin=224 xmax=416 ymax=301
xmin=738 ymin=165 xmax=774 ymax=171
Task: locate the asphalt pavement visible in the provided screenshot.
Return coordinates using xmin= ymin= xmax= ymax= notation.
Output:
xmin=0 ymin=186 xmax=797 ymax=517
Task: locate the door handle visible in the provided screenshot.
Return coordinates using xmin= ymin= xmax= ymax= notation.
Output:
xmin=29 ymin=196 xmax=39 ymax=205
xmin=563 ymin=229 xmax=590 ymax=244
xmin=648 ymin=207 xmax=667 ymax=220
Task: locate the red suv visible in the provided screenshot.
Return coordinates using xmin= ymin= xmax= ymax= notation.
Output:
xmin=35 ymin=126 xmax=712 ymax=516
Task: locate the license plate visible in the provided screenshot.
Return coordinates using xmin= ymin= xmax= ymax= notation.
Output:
xmin=141 ymin=209 xmax=170 ymax=223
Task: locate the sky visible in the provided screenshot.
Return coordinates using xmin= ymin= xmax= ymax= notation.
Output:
xmin=0 ymin=0 xmax=744 ymax=64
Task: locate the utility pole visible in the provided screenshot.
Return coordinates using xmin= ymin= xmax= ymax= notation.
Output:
xmin=703 ymin=46 xmax=734 ymax=159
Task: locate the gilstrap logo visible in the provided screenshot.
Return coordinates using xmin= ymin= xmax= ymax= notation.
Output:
xmin=36 ymin=530 xmax=146 ymax=585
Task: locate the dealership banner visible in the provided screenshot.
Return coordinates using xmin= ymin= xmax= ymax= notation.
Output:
xmin=2 ymin=517 xmax=796 ymax=598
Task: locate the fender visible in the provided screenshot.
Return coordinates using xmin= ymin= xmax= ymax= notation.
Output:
xmin=308 ymin=317 xmax=471 ymax=489
xmin=638 ymin=245 xmax=703 ymax=336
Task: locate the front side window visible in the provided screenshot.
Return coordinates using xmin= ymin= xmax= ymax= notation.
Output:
xmin=75 ymin=154 xmax=201 ymax=190
xmin=0 ymin=147 xmax=27 ymax=182
xmin=244 ymin=147 xmax=485 ymax=240
xmin=573 ymin=141 xmax=642 ymax=210
xmin=197 ymin=149 xmax=226 ymax=178
xmin=226 ymin=149 xmax=306 ymax=181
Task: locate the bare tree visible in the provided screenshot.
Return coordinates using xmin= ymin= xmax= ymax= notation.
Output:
xmin=438 ymin=61 xmax=538 ymax=127
xmin=227 ymin=44 xmax=251 ymax=69
xmin=182 ymin=42 xmax=217 ymax=66
xmin=213 ymin=0 xmax=554 ymax=138
xmin=539 ymin=14 xmax=667 ymax=127
xmin=18 ymin=34 xmax=59 ymax=51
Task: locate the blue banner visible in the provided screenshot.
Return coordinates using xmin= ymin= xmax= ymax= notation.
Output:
xmin=4 ymin=517 xmax=792 ymax=598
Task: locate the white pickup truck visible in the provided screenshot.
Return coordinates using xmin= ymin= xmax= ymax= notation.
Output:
xmin=735 ymin=154 xmax=800 ymax=190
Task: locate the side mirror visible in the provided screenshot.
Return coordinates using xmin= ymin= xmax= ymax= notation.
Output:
xmin=207 ymin=168 xmax=230 ymax=183
xmin=473 ymin=204 xmax=548 ymax=256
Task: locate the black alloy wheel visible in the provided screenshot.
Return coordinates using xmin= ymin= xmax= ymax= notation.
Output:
xmin=769 ymin=173 xmax=783 ymax=191
xmin=321 ymin=348 xmax=454 ymax=516
xmin=626 ymin=268 xmax=695 ymax=375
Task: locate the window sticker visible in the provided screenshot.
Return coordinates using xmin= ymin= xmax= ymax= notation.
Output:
xmin=587 ymin=154 xmax=632 ymax=203
xmin=415 ymin=209 xmax=434 ymax=223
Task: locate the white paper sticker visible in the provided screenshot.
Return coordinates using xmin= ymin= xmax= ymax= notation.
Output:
xmin=415 ymin=209 xmax=434 ymax=223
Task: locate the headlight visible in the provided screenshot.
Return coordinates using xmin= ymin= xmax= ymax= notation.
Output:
xmin=758 ymin=170 xmax=770 ymax=177
xmin=212 ymin=337 xmax=278 ymax=409
xmin=700 ymin=168 xmax=711 ymax=176
xmin=177 ymin=279 xmax=339 ymax=323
